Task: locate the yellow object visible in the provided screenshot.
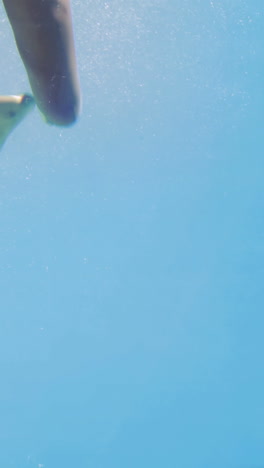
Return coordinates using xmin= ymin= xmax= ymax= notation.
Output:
xmin=0 ymin=94 xmax=35 ymax=150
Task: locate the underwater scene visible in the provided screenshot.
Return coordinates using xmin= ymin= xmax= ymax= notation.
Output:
xmin=0 ymin=1 xmax=263 ymax=467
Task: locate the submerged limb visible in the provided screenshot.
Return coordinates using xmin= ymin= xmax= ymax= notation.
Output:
xmin=3 ymin=0 xmax=81 ymax=126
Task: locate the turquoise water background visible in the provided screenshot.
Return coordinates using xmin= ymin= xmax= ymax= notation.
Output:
xmin=0 ymin=1 xmax=263 ymax=466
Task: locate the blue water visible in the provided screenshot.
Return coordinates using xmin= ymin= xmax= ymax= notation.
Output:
xmin=0 ymin=1 xmax=263 ymax=467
